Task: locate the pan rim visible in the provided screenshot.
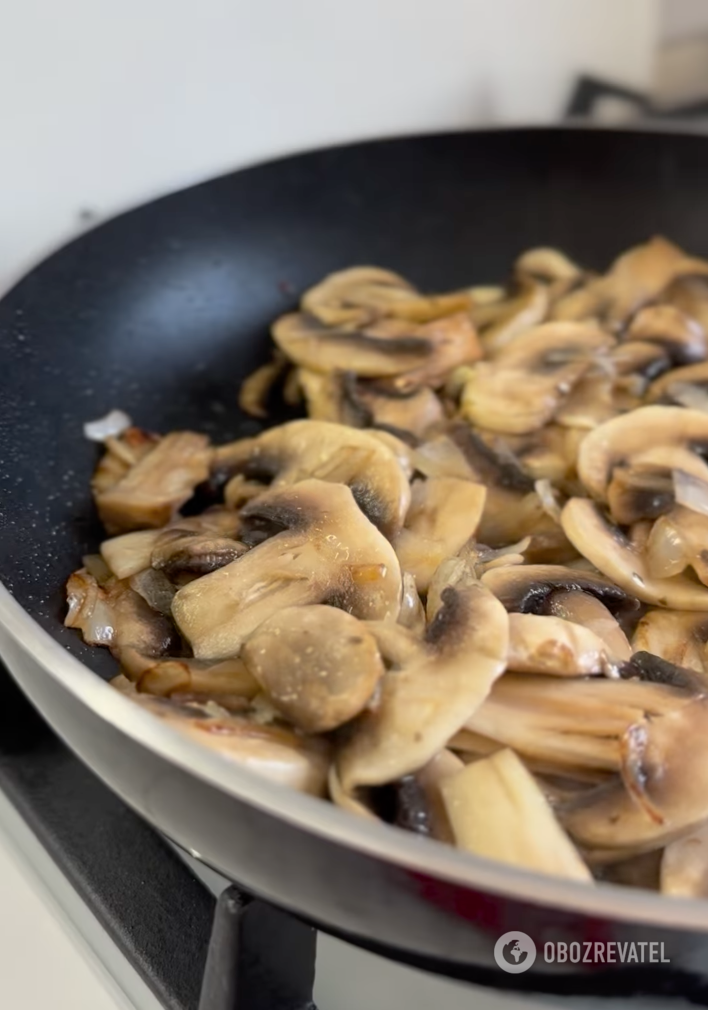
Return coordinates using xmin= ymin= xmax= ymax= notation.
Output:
xmin=4 ymin=125 xmax=708 ymax=937
xmin=3 ymin=579 xmax=708 ymax=933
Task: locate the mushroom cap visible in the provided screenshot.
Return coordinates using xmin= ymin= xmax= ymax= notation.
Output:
xmin=337 ymin=559 xmax=509 ymax=790
xmin=646 ymin=360 xmax=708 ymax=406
xmin=481 ymin=562 xmax=634 ymax=616
xmin=172 ymin=479 xmax=402 ymax=660
xmin=461 ymin=322 xmax=614 ymax=434
xmin=577 ymin=406 xmax=708 ymax=503
xmin=242 ymin=605 xmax=385 ymax=734
xmin=215 ymin=419 xmax=411 ymax=537
xmin=626 ymin=304 xmax=707 ymax=366
xmin=561 ymin=497 xmax=708 ymax=610
xmin=507 ymin=613 xmax=613 ymax=676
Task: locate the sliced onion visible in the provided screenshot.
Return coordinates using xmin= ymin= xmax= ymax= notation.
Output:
xmin=645 ymin=515 xmax=687 ymax=579
xmin=669 ymin=382 xmax=708 ymax=413
xmin=534 ymin=478 xmax=562 ymax=523
xmin=673 ymin=469 xmax=708 ymax=517
xmin=83 ymin=409 xmax=132 ymax=442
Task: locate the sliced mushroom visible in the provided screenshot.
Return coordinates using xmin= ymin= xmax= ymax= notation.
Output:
xmin=94 ymin=431 xmax=213 ymax=534
xmin=553 ymin=236 xmax=708 ymax=329
xmin=480 ymin=278 xmax=549 ymax=353
xmin=611 ymin=340 xmax=671 ymax=384
xmin=65 ymin=569 xmax=179 ymax=660
xmin=242 ymin=605 xmax=385 ymax=733
xmin=91 ymin=427 xmax=160 ymax=496
xmin=120 ymin=692 xmax=330 ymax=795
xmin=151 ymin=527 xmax=248 ymax=580
xmin=626 ymin=304 xmax=707 ymax=366
xmin=646 ymin=360 xmax=708 ymax=409
xmin=215 ymin=419 xmax=410 ymax=537
xmin=172 ymin=479 xmax=401 ymax=660
xmin=301 ymin=266 xmax=473 ymax=327
xmin=460 ymin=322 xmax=615 ymax=434
xmin=576 ymin=406 xmax=708 ymax=506
xmin=393 ymin=477 xmax=486 ymax=591
xmin=507 ymin=613 xmax=615 ymax=676
xmin=561 ymin=497 xmax=708 ymax=609
xmin=561 ymin=698 xmax=708 ymax=851
xmin=439 ymin=748 xmax=592 ymax=881
xmin=128 ymin=655 xmax=259 ymax=704
xmin=337 ymin=559 xmax=509 ymax=790
xmin=393 ymin=313 xmax=482 ymax=389
xmin=340 ymin=374 xmax=445 ymax=438
xmin=661 ymin=821 xmax=708 ymax=898
xmin=238 ymin=353 xmax=289 ymax=418
xmin=515 ymin=247 xmax=583 ymax=285
xmin=481 ymin=562 xmax=635 ymax=617
xmin=633 ymin=609 xmax=708 ymax=674
xmin=100 ymin=529 xmax=162 ymax=580
xmin=555 ymin=372 xmax=620 ymax=430
xmin=546 ymin=589 xmax=632 ymax=662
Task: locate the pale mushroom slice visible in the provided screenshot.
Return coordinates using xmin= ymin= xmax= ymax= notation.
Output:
xmin=94 ymin=431 xmax=213 ymax=535
xmin=481 ymin=562 xmax=635 ymax=619
xmin=100 ymin=529 xmax=162 ymax=580
xmin=611 ymin=340 xmax=671 ymax=385
xmin=336 ymin=559 xmax=509 ymax=791
xmin=506 ymin=613 xmax=616 ymax=676
xmin=561 ymin=697 xmax=708 ymax=852
xmin=122 ymin=653 xmax=259 ymax=706
xmin=215 ymin=419 xmax=411 ymax=537
xmin=660 ymin=821 xmax=708 ymax=898
xmin=392 ymin=313 xmax=482 ymax=389
xmin=172 ymin=479 xmax=402 ymax=661
xmin=576 ymin=406 xmax=708 ymax=516
xmin=238 ymin=353 xmax=289 ymax=418
xmin=499 ymin=424 xmax=579 ymax=484
xmin=242 ymin=605 xmax=385 ymax=733
xmin=393 ymin=477 xmax=487 ymax=592
xmin=515 ymin=247 xmax=584 ymax=285
xmin=301 ymin=266 xmax=473 ymax=327
xmin=121 ymin=693 xmax=331 ymax=796
xmin=91 ymin=426 xmax=160 ymax=495
xmin=546 ymin=589 xmax=632 ymax=662
xmin=663 ymin=275 xmax=708 ymax=333
xmin=150 ymin=513 xmax=248 ymax=580
xmin=626 ymin=304 xmax=707 ymax=367
xmin=460 ymin=322 xmax=615 ymax=435
xmin=632 ymin=609 xmax=708 ymax=674
xmin=440 ymin=748 xmax=592 ymax=882
xmin=480 ymin=277 xmax=549 ymax=354
xmin=553 ymin=236 xmax=708 ymax=329
xmin=561 ymin=497 xmax=708 ymax=610
xmin=646 ymin=361 xmax=708 ymax=409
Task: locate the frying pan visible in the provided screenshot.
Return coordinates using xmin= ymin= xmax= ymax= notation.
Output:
xmin=4 ymin=127 xmax=708 ymax=1004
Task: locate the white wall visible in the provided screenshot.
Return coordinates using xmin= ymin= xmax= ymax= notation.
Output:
xmin=0 ymin=0 xmax=659 ymax=286
xmin=661 ymin=0 xmax=708 ymax=41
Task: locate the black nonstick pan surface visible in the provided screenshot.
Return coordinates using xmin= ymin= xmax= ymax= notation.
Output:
xmin=4 ymin=128 xmax=708 ymax=1002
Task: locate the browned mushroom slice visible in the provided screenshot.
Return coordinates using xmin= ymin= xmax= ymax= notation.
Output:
xmin=295 ymin=368 xmax=344 ymax=422
xmin=340 ymin=374 xmax=445 ymax=438
xmin=555 ymin=373 xmax=620 ymax=430
xmin=172 ymin=479 xmax=401 ymax=661
xmin=480 ymin=278 xmax=549 ymax=353
xmin=626 ymin=304 xmax=707 ymax=366
xmin=460 ymin=322 xmax=615 ymax=434
xmin=663 ymin=275 xmax=708 ymax=332
xmin=91 ymin=426 xmax=161 ymax=496
xmin=561 ymin=698 xmax=708 ymax=852
xmin=65 ymin=569 xmax=179 ymax=659
xmin=392 ymin=313 xmax=482 ymax=389
xmin=215 ymin=419 xmax=410 ymax=537
xmin=646 ymin=360 xmax=708 ymax=409
xmin=611 ymin=340 xmax=671 ymax=384
xmin=515 ymin=247 xmax=583 ymax=285
xmin=151 ymin=511 xmax=248 ymax=579
xmin=301 ymin=266 xmax=473 ymax=327
xmin=238 ymin=353 xmax=289 ymax=419
xmin=633 ymin=609 xmax=708 ymax=674
xmin=241 ymin=605 xmax=385 ymax=733
xmin=605 ymin=464 xmax=674 ymax=527
xmin=394 ymin=477 xmax=486 ymax=592
xmin=561 ymin=497 xmax=708 ymax=609
xmin=440 ymin=748 xmax=592 ymax=881
xmin=554 ymin=236 xmax=708 ymax=329
xmin=120 ymin=692 xmax=330 ymax=795
xmin=336 ymin=559 xmax=508 ymax=790
xmin=660 ymin=821 xmax=708 ymax=897
xmin=94 ymin=432 xmax=213 ymax=534
xmin=500 ymin=425 xmax=580 ymax=484
xmin=272 ymin=313 xmax=434 ymax=378
xmin=577 ymin=406 xmax=708 ymax=504
xmin=506 ymin=613 xmax=615 ymax=676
